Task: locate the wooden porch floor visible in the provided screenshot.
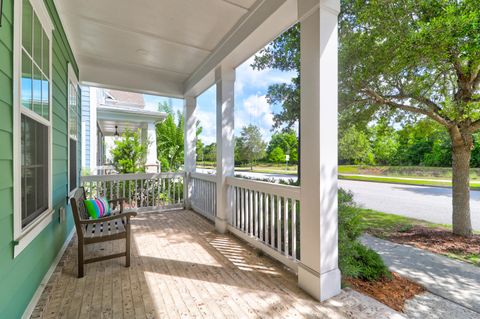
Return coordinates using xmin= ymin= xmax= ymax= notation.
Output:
xmin=31 ymin=210 xmax=398 ymax=319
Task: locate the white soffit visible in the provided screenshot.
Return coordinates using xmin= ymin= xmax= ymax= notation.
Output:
xmin=54 ymin=0 xmax=296 ymax=98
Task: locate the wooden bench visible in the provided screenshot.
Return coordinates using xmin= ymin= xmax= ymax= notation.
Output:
xmin=70 ymin=187 xmax=137 ymax=278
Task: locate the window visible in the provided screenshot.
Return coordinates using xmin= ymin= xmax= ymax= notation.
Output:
xmin=21 ymin=115 xmax=49 ymax=227
xmin=13 ymin=0 xmax=54 ymax=257
xmin=68 ymin=64 xmax=79 ymax=192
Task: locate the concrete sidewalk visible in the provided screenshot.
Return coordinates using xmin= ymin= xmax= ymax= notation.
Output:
xmin=361 ymin=234 xmax=480 ymax=315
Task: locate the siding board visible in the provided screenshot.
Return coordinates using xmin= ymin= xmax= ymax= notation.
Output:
xmin=0 ymin=0 xmax=80 ymax=317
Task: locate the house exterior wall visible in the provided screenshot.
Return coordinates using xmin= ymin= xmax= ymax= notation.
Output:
xmin=0 ymin=0 xmax=79 ymax=317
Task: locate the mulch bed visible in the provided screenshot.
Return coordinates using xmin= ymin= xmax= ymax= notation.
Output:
xmin=346 ymin=272 xmax=425 ymax=312
xmin=379 ymin=225 xmax=480 ymax=262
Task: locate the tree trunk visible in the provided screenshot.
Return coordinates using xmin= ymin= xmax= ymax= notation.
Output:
xmin=450 ymin=127 xmax=473 ymax=237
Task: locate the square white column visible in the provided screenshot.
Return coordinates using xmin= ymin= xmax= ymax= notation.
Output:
xmin=298 ymin=0 xmax=341 ymax=301
xmin=184 ymin=96 xmax=197 ymax=208
xmin=215 ymin=67 xmax=235 ymax=233
xmin=145 ymin=122 xmax=158 ymax=172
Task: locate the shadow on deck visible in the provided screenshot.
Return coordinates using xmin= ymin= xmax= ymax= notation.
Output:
xmin=31 ymin=210 xmax=400 ymax=319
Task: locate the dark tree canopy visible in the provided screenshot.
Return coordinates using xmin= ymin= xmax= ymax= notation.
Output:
xmin=340 ymin=0 xmax=480 ymax=236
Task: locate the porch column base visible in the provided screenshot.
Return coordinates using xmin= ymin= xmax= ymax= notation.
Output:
xmin=215 ymin=217 xmax=228 ymax=234
xmin=298 ymin=263 xmax=341 ymax=302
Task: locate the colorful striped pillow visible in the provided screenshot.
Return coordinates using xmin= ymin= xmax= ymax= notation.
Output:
xmin=84 ymin=197 xmax=111 ymax=220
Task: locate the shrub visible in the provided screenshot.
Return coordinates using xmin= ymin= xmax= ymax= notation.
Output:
xmin=338 ymin=188 xmax=391 ymax=281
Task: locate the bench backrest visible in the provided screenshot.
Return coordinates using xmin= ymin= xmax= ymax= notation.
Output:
xmin=70 ymin=187 xmax=89 ymax=236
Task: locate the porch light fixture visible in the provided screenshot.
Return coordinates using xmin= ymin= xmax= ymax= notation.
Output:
xmin=114 ymin=125 xmax=119 ymax=138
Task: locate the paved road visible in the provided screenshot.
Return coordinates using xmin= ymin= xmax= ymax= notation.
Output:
xmin=340 ymin=180 xmax=480 ymax=231
xmin=196 ymin=169 xmax=480 ymax=230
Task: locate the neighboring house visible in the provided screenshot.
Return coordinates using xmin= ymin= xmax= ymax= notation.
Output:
xmin=81 ymin=87 xmax=166 ymax=174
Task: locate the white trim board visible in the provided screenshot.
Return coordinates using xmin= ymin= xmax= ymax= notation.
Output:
xmin=21 ymin=229 xmax=75 ymax=319
xmin=13 ymin=0 xmax=55 ymax=258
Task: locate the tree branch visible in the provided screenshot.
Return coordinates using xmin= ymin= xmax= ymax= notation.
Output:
xmin=469 ymin=119 xmax=480 ymax=133
xmin=363 ymin=89 xmax=451 ymax=127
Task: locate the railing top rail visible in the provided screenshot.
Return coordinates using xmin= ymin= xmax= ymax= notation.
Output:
xmin=81 ymin=171 xmax=186 ymax=182
xmin=190 ymin=172 xmax=217 ymax=183
xmin=226 ymin=176 xmax=300 ymax=200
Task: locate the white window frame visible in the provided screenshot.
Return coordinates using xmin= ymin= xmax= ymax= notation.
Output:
xmin=13 ymin=0 xmax=55 ymax=258
xmin=67 ymin=63 xmax=79 ymax=196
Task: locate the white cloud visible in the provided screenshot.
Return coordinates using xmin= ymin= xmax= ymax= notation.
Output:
xmin=237 ymin=94 xmax=275 ymax=141
xmin=196 ymin=107 xmax=217 ymax=145
xmin=235 ymin=56 xmax=296 ymax=96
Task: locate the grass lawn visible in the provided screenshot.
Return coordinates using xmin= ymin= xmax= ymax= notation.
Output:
xmin=360 ymin=209 xmax=480 ymax=266
xmin=198 ymin=163 xmax=298 ymax=175
xmin=339 ymin=164 xmax=480 ymax=180
xmin=340 ymin=173 xmax=480 ymax=190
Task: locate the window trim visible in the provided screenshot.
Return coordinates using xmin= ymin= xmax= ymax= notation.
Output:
xmin=67 ymin=63 xmax=79 ymax=197
xmin=13 ymin=0 xmax=54 ymax=258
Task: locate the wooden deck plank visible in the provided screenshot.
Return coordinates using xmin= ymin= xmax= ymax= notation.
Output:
xmin=32 ymin=209 xmax=359 ymax=319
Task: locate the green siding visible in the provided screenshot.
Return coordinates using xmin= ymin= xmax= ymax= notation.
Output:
xmin=0 ymin=0 xmax=80 ymax=317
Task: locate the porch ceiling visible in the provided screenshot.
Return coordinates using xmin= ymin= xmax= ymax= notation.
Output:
xmin=54 ymin=0 xmax=298 ymax=98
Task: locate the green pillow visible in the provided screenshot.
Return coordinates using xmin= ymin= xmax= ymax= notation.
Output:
xmin=83 ymin=197 xmax=111 ymax=219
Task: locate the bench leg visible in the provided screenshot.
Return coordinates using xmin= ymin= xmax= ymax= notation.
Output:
xmin=126 ymin=225 xmax=131 ymax=268
xmin=78 ymin=241 xmax=84 ymax=278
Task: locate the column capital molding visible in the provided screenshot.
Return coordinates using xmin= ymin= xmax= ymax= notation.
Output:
xmin=298 ymin=0 xmax=340 ymax=22
xmin=215 ymin=66 xmax=236 ymax=83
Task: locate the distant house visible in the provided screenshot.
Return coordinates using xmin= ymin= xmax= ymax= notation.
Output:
xmin=81 ymin=87 xmax=166 ymax=174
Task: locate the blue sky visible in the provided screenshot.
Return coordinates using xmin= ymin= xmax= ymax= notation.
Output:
xmin=144 ymin=56 xmax=296 ymax=145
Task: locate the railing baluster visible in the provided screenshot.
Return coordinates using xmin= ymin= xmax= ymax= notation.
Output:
xmin=236 ymin=187 xmax=240 ymax=228
xmin=277 ymin=195 xmax=282 ymax=252
xmin=265 ymin=194 xmax=269 ymax=245
xmin=259 ymin=192 xmax=264 ymax=242
xmin=173 ymin=177 xmax=176 ymax=205
xmin=270 ymin=194 xmax=275 ymax=248
xmin=284 ymin=197 xmax=289 ymax=256
xmin=243 ymin=188 xmax=249 ymax=233
xmin=168 ymin=175 xmax=171 ymax=205
xmin=291 ymin=198 xmax=297 ymax=259
xmin=252 ymin=191 xmax=259 ymax=237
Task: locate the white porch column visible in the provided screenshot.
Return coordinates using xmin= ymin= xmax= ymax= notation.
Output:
xmin=184 ymin=96 xmax=197 ymax=208
xmin=90 ymin=88 xmax=98 ymax=173
xmin=215 ymin=67 xmax=235 ymax=233
xmin=145 ymin=122 xmax=158 ymax=172
xmin=298 ymin=0 xmax=341 ymax=301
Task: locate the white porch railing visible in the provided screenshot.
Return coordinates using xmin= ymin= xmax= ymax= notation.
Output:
xmin=226 ymin=177 xmax=300 ymax=268
xmin=189 ymin=172 xmax=217 ymax=221
xmin=81 ymin=172 xmax=185 ymax=211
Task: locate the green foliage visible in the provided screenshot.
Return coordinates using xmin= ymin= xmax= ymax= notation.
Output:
xmin=268 ymin=147 xmax=285 ymax=164
xmin=156 ymin=113 xmax=184 ymax=171
xmin=203 ymin=143 xmax=216 ymax=163
xmin=339 ymin=126 xmax=374 ymax=165
xmin=266 ymin=130 xmax=298 ymax=163
xmin=111 ymin=129 xmax=148 ymax=174
xmin=338 ymin=118 xmax=480 ymax=168
xmin=158 ymin=101 xmax=173 ymax=114
xmin=340 ymin=0 xmax=480 ymax=124
xmin=338 ymin=189 xmax=391 ymax=281
xmin=370 ymin=122 xmax=399 ymax=165
xmin=236 ymin=125 xmax=267 ymax=169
